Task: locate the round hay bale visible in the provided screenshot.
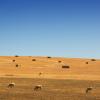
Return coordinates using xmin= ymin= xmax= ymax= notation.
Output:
xmin=85 ymin=62 xmax=88 ymax=64
xmin=58 ymin=61 xmax=62 ymax=63
xmin=91 ymin=59 xmax=96 ymax=61
xmin=12 ymin=60 xmax=15 ymax=62
xmin=15 ymin=55 xmax=19 ymax=57
xmin=16 ymin=64 xmax=19 ymax=67
xmin=39 ymin=72 xmax=42 ymax=76
xmin=47 ymin=56 xmax=52 ymax=58
xmin=62 ymin=65 xmax=70 ymax=69
xmin=32 ymin=59 xmax=36 ymax=61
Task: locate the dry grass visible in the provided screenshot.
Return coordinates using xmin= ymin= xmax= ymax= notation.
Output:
xmin=0 ymin=56 xmax=100 ymax=80
xmin=0 ymin=78 xmax=100 ymax=100
xmin=0 ymin=56 xmax=100 ymax=100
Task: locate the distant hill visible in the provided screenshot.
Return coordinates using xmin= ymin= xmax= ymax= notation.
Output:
xmin=0 ymin=56 xmax=100 ymax=80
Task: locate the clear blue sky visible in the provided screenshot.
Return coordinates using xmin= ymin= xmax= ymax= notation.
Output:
xmin=0 ymin=0 xmax=100 ymax=58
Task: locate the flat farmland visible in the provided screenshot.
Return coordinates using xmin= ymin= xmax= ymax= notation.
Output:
xmin=0 ymin=78 xmax=100 ymax=100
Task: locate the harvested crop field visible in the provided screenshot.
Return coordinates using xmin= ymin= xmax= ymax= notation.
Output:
xmin=0 ymin=78 xmax=100 ymax=100
xmin=0 ymin=56 xmax=100 ymax=80
xmin=0 ymin=56 xmax=100 ymax=100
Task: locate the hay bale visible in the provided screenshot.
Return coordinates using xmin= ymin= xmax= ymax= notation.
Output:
xmin=16 ymin=64 xmax=19 ymax=67
xmin=91 ymin=59 xmax=96 ymax=61
xmin=58 ymin=61 xmax=62 ymax=63
xmin=85 ymin=62 xmax=88 ymax=64
xmin=39 ymin=72 xmax=42 ymax=76
xmin=12 ymin=60 xmax=15 ymax=62
xmin=62 ymin=65 xmax=70 ymax=69
xmin=15 ymin=55 xmax=19 ymax=57
xmin=47 ymin=56 xmax=51 ymax=58
xmin=32 ymin=59 xmax=36 ymax=61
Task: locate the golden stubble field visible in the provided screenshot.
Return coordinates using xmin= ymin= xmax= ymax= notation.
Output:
xmin=0 ymin=78 xmax=100 ymax=100
xmin=0 ymin=56 xmax=100 ymax=80
xmin=0 ymin=56 xmax=100 ymax=100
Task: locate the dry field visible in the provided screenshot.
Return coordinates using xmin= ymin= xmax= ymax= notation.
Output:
xmin=0 ymin=56 xmax=100 ymax=80
xmin=0 ymin=78 xmax=100 ymax=100
xmin=0 ymin=56 xmax=100 ymax=100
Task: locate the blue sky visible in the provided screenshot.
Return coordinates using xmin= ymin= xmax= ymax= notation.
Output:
xmin=0 ymin=0 xmax=100 ymax=58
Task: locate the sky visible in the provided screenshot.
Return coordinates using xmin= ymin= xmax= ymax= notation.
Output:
xmin=0 ymin=0 xmax=100 ymax=58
